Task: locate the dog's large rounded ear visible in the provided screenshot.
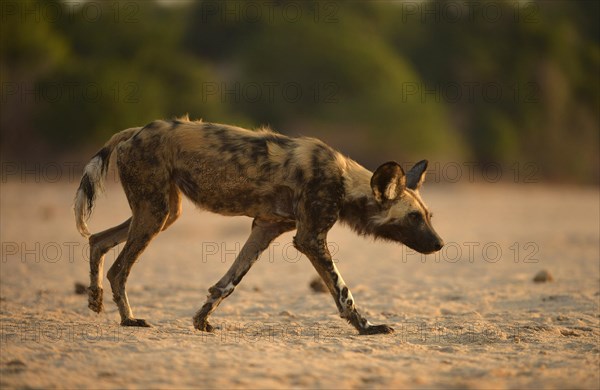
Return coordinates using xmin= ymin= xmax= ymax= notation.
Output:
xmin=406 ymin=160 xmax=428 ymax=190
xmin=371 ymin=162 xmax=405 ymax=203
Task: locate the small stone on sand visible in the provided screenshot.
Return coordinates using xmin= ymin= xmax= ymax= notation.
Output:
xmin=74 ymin=282 xmax=88 ymax=295
xmin=309 ymin=277 xmax=328 ymax=293
xmin=5 ymin=359 xmax=26 ymax=374
xmin=533 ymin=270 xmax=553 ymax=283
xmin=560 ymin=329 xmax=580 ymax=337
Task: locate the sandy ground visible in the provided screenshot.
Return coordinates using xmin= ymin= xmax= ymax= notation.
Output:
xmin=0 ymin=180 xmax=598 ymax=389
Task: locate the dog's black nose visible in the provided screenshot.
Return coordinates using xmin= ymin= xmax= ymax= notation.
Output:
xmin=434 ymin=240 xmax=444 ymax=251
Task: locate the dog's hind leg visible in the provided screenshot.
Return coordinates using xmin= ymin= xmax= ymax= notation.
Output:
xmin=106 ymin=201 xmax=169 ymax=327
xmin=104 ymin=137 xmax=175 ymax=327
xmin=87 ymin=184 xmax=177 ymax=314
xmin=193 ymin=219 xmax=296 ymax=332
xmin=88 ymin=218 xmax=131 ymax=313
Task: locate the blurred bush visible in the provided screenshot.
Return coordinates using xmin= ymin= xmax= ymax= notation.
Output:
xmin=1 ymin=0 xmax=598 ymax=183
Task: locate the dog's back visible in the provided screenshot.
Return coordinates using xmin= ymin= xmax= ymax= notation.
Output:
xmin=116 ymin=119 xmax=344 ymax=220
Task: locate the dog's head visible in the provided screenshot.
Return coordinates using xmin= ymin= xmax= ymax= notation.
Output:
xmin=369 ymin=160 xmax=444 ymax=254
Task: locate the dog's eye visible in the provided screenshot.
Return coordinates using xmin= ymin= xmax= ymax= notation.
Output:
xmin=409 ymin=212 xmax=421 ymax=222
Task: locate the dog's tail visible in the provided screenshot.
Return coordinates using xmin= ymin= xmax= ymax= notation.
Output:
xmin=74 ymin=127 xmax=139 ymax=237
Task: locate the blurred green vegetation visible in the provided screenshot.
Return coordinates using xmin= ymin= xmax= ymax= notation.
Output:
xmin=1 ymin=0 xmax=598 ymax=183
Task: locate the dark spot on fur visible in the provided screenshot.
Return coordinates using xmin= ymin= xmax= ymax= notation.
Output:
xmin=264 ymin=133 xmax=293 ymax=148
xmin=138 ymin=135 xmax=163 ymax=166
xmin=173 ymin=169 xmax=201 ymax=200
xmin=341 ymin=286 xmax=349 ymax=300
xmin=293 ymin=168 xmax=305 ymax=184
xmin=331 ymin=271 xmax=338 ymax=284
xmin=131 ymin=135 xmax=142 ymax=147
xmin=144 ymin=120 xmax=162 ymax=130
xmin=309 ymin=144 xmax=334 ymax=174
xmin=78 ymin=174 xmax=95 ymax=215
xmin=168 ymin=119 xmax=187 ymax=129
xmin=133 ymin=121 xmax=162 ymax=141
xmin=206 ymin=124 xmax=229 ymax=141
xmin=93 ymin=147 xmax=111 ymax=175
xmin=300 ymin=177 xmax=344 ymax=230
xmin=339 ymin=196 xmax=385 ymax=237
xmin=204 ymin=122 xmax=219 ymax=131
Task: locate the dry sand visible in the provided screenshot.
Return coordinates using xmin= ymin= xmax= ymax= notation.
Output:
xmin=1 ymin=180 xmax=598 ymax=389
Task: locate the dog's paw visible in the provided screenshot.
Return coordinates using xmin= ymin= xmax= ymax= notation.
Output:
xmin=359 ymin=324 xmax=395 ymax=335
xmin=193 ymin=317 xmax=215 ymax=332
xmin=121 ymin=318 xmax=152 ymax=327
xmin=88 ymin=287 xmax=104 ymax=313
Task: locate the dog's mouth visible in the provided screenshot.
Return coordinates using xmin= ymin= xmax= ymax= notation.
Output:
xmin=374 ymin=224 xmax=444 ymax=254
xmin=404 ymin=239 xmax=444 ymax=255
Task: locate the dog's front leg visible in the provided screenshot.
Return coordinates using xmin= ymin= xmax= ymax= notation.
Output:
xmin=294 ymin=230 xmax=394 ymax=335
xmin=193 ymin=219 xmax=296 ymax=332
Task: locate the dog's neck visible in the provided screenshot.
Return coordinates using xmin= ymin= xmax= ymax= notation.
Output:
xmin=337 ymin=156 xmax=381 ymax=236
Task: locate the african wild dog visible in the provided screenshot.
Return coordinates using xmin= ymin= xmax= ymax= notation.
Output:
xmin=74 ymin=117 xmax=444 ymax=335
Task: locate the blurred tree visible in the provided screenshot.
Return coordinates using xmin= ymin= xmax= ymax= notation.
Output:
xmin=1 ymin=0 xmax=597 ymax=183
xmin=35 ymin=0 xmax=231 ymax=148
xmin=0 ymin=0 xmax=69 ymax=158
xmin=386 ymin=0 xmax=599 ymax=182
xmin=184 ymin=1 xmax=466 ymax=166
